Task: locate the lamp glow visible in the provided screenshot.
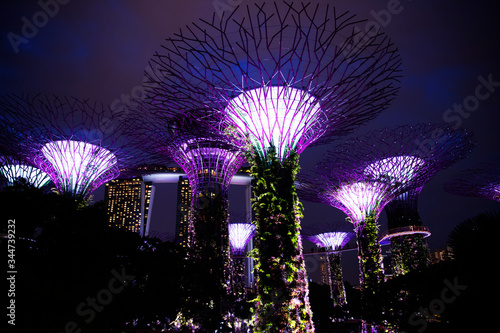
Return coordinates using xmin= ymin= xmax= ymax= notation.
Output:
xmin=228 ymin=223 xmax=256 ymax=255
xmin=0 ymin=163 xmax=50 ymax=188
xmin=226 ymin=86 xmax=323 ymax=161
xmin=365 ymin=155 xmax=425 ymax=185
xmin=332 ymin=182 xmax=389 ymax=223
xmin=40 ymin=140 xmax=118 ymax=197
xmin=308 ymin=232 xmax=352 ymax=251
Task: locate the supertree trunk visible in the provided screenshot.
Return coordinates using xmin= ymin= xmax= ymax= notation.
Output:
xmin=251 ymin=151 xmax=314 ymax=332
xmin=385 ymin=193 xmax=430 ymax=276
xmin=354 ymin=216 xmax=385 ymax=327
xmin=390 ymin=234 xmax=429 ymax=276
xmin=327 ymin=252 xmax=347 ymax=307
xmin=232 ymin=256 xmax=247 ymax=298
xmin=181 ymin=180 xmax=233 ymax=332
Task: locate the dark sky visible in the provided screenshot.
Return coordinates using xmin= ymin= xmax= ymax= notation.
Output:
xmin=1 ymin=0 xmax=499 ymax=284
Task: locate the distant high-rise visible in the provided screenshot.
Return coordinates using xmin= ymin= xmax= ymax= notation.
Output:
xmin=105 ymin=178 xmax=152 ymax=233
xmin=318 ymin=255 xmax=329 ymax=285
xmin=175 ymin=176 xmax=191 ymax=248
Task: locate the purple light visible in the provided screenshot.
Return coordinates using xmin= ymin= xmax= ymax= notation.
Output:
xmin=226 ymin=86 xmax=324 ymax=161
xmin=364 ymin=155 xmax=425 ymax=185
xmin=173 ymin=142 xmax=246 ymax=196
xmin=39 ymin=140 xmax=118 ymax=197
xmin=307 ymin=232 xmax=352 ymax=251
xmin=379 ymin=226 xmax=431 ymax=245
xmin=445 ymin=158 xmax=500 ymax=202
xmin=228 ymin=223 xmax=256 ymax=255
xmin=329 ymin=181 xmax=391 ymax=224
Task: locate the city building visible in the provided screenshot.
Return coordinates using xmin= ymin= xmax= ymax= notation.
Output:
xmin=175 ymin=175 xmax=191 ymax=248
xmin=105 ymin=177 xmax=152 ymax=233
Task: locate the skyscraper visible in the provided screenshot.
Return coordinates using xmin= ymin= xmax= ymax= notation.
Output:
xmin=105 ymin=177 xmax=152 ymax=233
xmin=175 ymin=175 xmax=191 ymax=248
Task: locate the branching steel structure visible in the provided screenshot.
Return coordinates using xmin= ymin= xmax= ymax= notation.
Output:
xmin=144 ymin=2 xmax=401 ymax=331
xmin=132 ymin=112 xmax=246 ymax=331
xmin=228 ymin=222 xmax=256 ymax=301
xmin=0 ymin=156 xmax=51 ymax=188
xmin=298 ymin=123 xmax=475 ymax=327
xmin=445 ymin=158 xmax=500 ymax=202
xmin=0 ymin=94 xmax=142 ymax=201
xmin=304 ymin=221 xmax=354 ymax=307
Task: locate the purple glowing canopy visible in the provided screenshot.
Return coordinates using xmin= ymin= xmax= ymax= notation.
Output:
xmin=445 ymin=157 xmax=500 ymax=202
xmin=134 ymin=112 xmax=247 ymax=196
xmin=0 ymin=94 xmax=144 ymax=199
xmin=145 ymin=1 xmax=401 ymax=161
xmin=228 ymin=223 xmax=256 ymax=255
xmin=39 ymin=140 xmax=119 ymax=197
xmin=307 ymin=232 xmax=354 ymax=252
xmin=298 ymin=123 xmax=475 ymax=225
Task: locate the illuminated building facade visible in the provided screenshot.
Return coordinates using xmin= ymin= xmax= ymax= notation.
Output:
xmin=175 ymin=176 xmax=191 ymax=248
xmin=105 ymin=177 xmax=153 ymax=233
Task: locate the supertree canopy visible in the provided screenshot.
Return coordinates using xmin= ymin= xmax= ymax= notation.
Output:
xmin=444 ymin=157 xmax=500 ymax=202
xmin=0 ymin=156 xmax=50 ymax=188
xmin=298 ymin=123 xmax=475 ymax=328
xmin=228 ymin=222 xmax=256 ymax=303
xmin=359 ymin=123 xmax=474 ymax=276
xmin=132 ymin=111 xmax=247 ymax=331
xmin=305 ymin=222 xmax=354 ymax=307
xmin=0 ymin=94 xmax=142 ymax=201
xmin=145 ymin=2 xmax=401 ymax=331
xmin=229 ymin=223 xmax=256 ymax=256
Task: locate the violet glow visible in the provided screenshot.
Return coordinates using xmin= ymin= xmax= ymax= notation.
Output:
xmin=0 ymin=163 xmax=50 ymax=188
xmin=307 ymin=232 xmax=351 ymax=251
xmin=228 ymin=223 xmax=256 ymax=255
xmin=226 ymin=86 xmax=324 ymax=161
xmin=174 ymin=142 xmax=246 ymax=195
xmin=445 ymin=157 xmax=500 ymax=202
xmin=364 ymin=155 xmax=425 ymax=185
xmin=40 ymin=140 xmax=118 ymax=197
xmin=329 ymin=181 xmax=391 ymax=224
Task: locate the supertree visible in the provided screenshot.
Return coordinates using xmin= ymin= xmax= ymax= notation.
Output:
xmin=0 ymin=156 xmax=50 ymax=188
xmin=298 ymin=123 xmax=475 ymax=328
xmin=303 ymin=222 xmax=354 ymax=307
xmin=131 ymin=111 xmax=247 ymax=331
xmin=145 ymin=2 xmax=401 ymax=331
xmin=444 ymin=157 xmax=500 ymax=202
xmin=228 ymin=223 xmax=256 ymax=298
xmin=0 ymin=113 xmax=50 ymax=189
xmin=0 ymin=94 xmax=142 ymax=202
xmin=360 ymin=124 xmax=475 ymax=276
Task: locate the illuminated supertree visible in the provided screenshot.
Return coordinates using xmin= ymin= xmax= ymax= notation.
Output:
xmin=298 ymin=123 xmax=475 ymax=328
xmin=304 ymin=222 xmax=354 ymax=307
xmin=0 ymin=114 xmax=50 ymax=189
xmin=0 ymin=156 xmax=50 ymax=188
xmin=444 ymin=157 xmax=500 ymax=202
xmin=133 ymin=112 xmax=247 ymax=331
xmin=145 ymin=2 xmax=401 ymax=330
xmin=0 ymin=94 xmax=141 ymax=202
xmin=228 ymin=223 xmax=256 ymax=297
xmin=360 ymin=124 xmax=474 ymax=276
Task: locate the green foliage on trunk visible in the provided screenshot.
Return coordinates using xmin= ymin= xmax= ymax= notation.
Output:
xmin=249 ymin=148 xmax=315 ymax=332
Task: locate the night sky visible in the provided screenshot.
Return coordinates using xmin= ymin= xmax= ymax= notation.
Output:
xmin=1 ymin=0 xmax=499 ymax=284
